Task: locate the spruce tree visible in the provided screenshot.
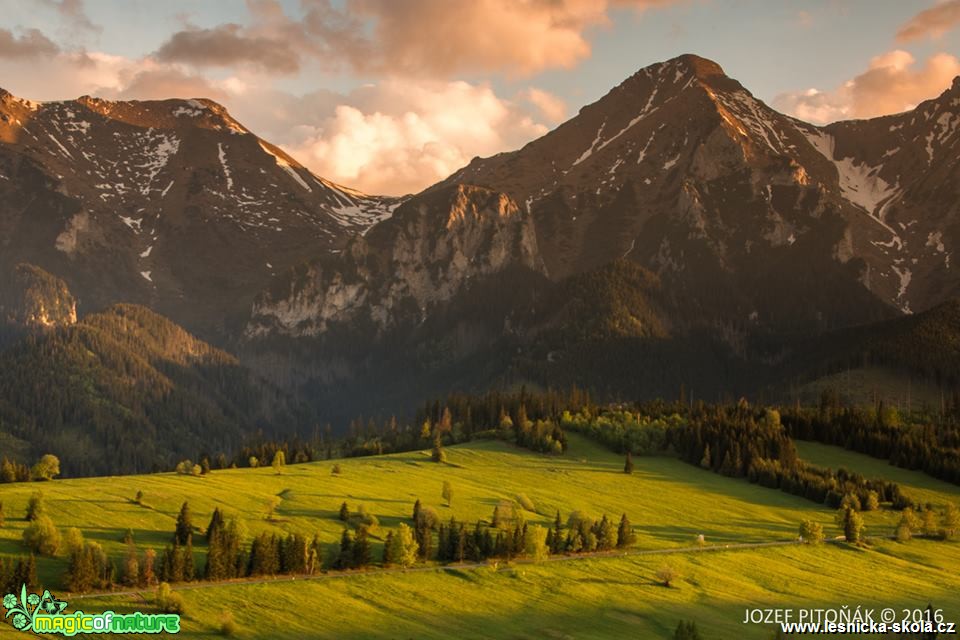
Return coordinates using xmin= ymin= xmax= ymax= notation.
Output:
xmin=182 ymin=538 xmax=196 ymax=581
xmin=174 ymin=502 xmax=193 ymax=545
xmin=616 ymin=514 xmax=635 ymax=548
xmin=624 ymin=451 xmax=634 ymax=474
xmin=206 ymin=508 xmax=224 ymax=543
xmin=352 ymin=528 xmax=372 ymax=568
xmin=551 ymin=511 xmax=564 ymax=553
xmin=382 ymin=531 xmax=396 ymax=566
xmin=596 ymin=515 xmax=616 ymax=550
xmin=24 ymin=555 xmax=38 ymax=590
xmin=338 ymin=529 xmax=354 ymax=570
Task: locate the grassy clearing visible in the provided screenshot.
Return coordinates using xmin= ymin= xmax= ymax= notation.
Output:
xmin=1 ymin=435 xmax=959 ymax=638
xmin=796 ymin=439 xmax=960 ymax=534
xmin=0 ymin=434 xmax=845 ymax=588
xmin=71 ymin=540 xmax=960 ymax=639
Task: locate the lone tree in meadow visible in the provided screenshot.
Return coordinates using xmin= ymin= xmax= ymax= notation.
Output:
xmin=624 ymin=451 xmax=634 ymax=474
xmin=656 ymin=563 xmax=677 ymax=588
xmin=31 ymin=454 xmax=60 ymax=481
xmin=339 ymin=501 xmax=350 ymax=522
xmin=837 ymin=506 xmax=864 ymax=544
xmin=271 ymin=450 xmax=286 ymax=475
xmin=431 ymin=436 xmax=446 ymax=463
xmin=798 ymin=520 xmax=824 ymax=544
xmin=442 ymin=481 xmax=453 ymax=507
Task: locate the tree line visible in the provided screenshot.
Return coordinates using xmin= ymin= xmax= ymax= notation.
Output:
xmin=781 ymin=397 xmax=960 ymax=486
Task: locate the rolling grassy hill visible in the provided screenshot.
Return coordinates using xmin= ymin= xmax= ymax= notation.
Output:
xmin=1 ymin=434 xmax=959 ymax=638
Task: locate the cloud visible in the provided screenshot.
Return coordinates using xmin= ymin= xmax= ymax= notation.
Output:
xmin=0 ymin=28 xmax=60 ymax=59
xmin=897 ymin=0 xmax=960 ymax=41
xmin=38 ymin=0 xmax=101 ymax=35
xmin=153 ymin=0 xmax=678 ymax=78
xmin=522 ymin=88 xmax=568 ymax=123
xmin=154 ymin=24 xmax=302 ymax=73
xmin=281 ymin=79 xmax=550 ymax=195
xmin=314 ymin=0 xmax=678 ymax=77
xmin=772 ymin=50 xmax=960 ymax=123
xmin=113 ymin=66 xmax=232 ymax=102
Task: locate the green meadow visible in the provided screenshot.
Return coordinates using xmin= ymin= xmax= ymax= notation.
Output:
xmin=2 ymin=434 xmax=960 ymax=638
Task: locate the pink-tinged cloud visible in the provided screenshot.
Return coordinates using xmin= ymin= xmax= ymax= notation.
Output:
xmin=152 ymin=0 xmax=679 ymax=78
xmin=773 ymin=50 xmax=960 ymax=123
xmin=0 ymin=28 xmax=60 ymax=59
xmin=281 ymin=79 xmax=550 ymax=195
xmin=897 ymin=0 xmax=960 ymax=41
xmin=523 ymin=88 xmax=568 ymax=124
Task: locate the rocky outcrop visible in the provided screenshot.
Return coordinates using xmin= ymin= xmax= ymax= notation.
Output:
xmin=247 ymin=184 xmax=544 ymax=337
xmin=0 ymin=263 xmax=77 ymax=328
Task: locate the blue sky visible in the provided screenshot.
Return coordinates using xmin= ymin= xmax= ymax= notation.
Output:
xmin=0 ymin=1 xmax=958 ymax=194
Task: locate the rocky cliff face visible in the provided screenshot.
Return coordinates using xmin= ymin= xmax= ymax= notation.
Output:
xmin=0 ymin=263 xmax=77 ymax=328
xmin=248 ymin=184 xmax=544 ymax=337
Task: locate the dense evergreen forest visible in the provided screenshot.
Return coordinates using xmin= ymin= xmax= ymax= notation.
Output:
xmin=0 ymin=304 xmax=311 ymax=477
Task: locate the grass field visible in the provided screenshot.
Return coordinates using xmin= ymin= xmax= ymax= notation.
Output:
xmin=1 ymin=435 xmax=959 ymax=638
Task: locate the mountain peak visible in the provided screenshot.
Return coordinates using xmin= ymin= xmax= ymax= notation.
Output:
xmin=669 ymin=53 xmax=727 ymax=80
xmin=71 ymin=94 xmax=248 ymax=134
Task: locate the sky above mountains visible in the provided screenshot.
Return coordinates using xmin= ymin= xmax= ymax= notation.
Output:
xmin=1 ymin=0 xmax=958 ymax=195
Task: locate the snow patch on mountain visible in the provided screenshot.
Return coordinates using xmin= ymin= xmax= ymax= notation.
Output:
xmin=47 ymin=134 xmax=73 ymax=159
xmin=891 ymin=264 xmax=912 ymax=313
xmin=218 ymin=143 xmax=233 ymax=190
xmin=573 ymin=121 xmax=606 ymax=167
xmin=137 ymin=132 xmax=180 ymax=195
xmin=801 ymin=128 xmax=901 ymax=220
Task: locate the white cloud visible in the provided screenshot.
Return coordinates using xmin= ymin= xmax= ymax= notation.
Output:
xmin=281 ymin=79 xmax=549 ymax=195
xmin=773 ymin=50 xmax=960 ymax=123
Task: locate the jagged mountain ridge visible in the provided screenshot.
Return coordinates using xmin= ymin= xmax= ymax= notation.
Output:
xmin=239 ymin=54 xmax=960 ymax=418
xmin=4 ymin=53 xmax=960 ymax=422
xmin=444 ymin=54 xmax=960 ymax=321
xmin=0 ymin=88 xmax=401 ymax=339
